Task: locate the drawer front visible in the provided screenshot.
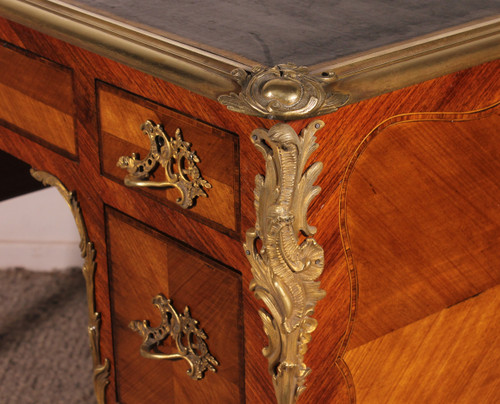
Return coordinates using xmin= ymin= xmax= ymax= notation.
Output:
xmin=106 ymin=208 xmax=244 ymax=403
xmin=98 ymin=82 xmax=239 ymax=235
xmin=0 ymin=43 xmax=76 ymax=157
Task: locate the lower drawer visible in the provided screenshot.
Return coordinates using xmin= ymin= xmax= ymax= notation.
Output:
xmin=105 ymin=208 xmax=244 ymax=403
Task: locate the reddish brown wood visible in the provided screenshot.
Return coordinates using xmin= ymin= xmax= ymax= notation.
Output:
xmin=345 ymin=284 xmax=500 ymax=403
xmin=0 ymin=14 xmax=498 ymax=404
xmin=293 ymin=62 xmax=500 ymax=404
xmin=0 ymin=43 xmax=75 ymax=156
xmin=343 ymin=107 xmax=500 ymax=349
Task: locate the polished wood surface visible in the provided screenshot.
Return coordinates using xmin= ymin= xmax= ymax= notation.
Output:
xmin=339 ymin=106 xmax=500 ymax=402
xmin=294 ymin=60 xmax=500 ymax=404
xmin=343 ymin=107 xmax=500 ymax=348
xmin=0 ymin=43 xmax=76 ymax=157
xmin=106 ymin=208 xmax=244 ymax=403
xmin=0 ymin=14 xmax=498 ymax=404
xmin=345 ymin=283 xmax=500 ymax=403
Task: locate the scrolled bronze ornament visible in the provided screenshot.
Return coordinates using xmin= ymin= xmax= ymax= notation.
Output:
xmin=244 ymin=121 xmax=326 ymax=404
xmin=129 ymin=294 xmax=218 ymax=380
xmin=117 ymin=120 xmax=212 ymax=209
xmin=30 ymin=169 xmax=110 ymax=404
xmin=218 ymin=63 xmax=349 ymax=119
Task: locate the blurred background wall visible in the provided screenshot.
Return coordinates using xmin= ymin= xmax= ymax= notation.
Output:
xmin=0 ymin=187 xmax=82 ymax=270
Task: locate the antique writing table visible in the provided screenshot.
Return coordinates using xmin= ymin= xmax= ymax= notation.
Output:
xmin=0 ymin=1 xmax=499 ymax=403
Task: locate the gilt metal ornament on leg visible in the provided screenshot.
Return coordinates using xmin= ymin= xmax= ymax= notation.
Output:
xmin=30 ymin=169 xmax=110 ymax=403
xmin=244 ymin=120 xmax=326 ymax=404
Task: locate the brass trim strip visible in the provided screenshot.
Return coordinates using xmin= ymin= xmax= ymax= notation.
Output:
xmin=30 ymin=169 xmax=110 ymax=404
xmin=318 ymin=17 xmax=500 ymax=109
xmin=1 ymin=0 xmax=498 ymax=119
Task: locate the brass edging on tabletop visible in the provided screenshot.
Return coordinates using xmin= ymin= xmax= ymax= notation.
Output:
xmin=1 ymin=0 xmax=499 ymax=120
xmin=30 ymin=169 xmax=110 ymax=404
xmin=220 ymin=17 xmax=500 ymax=119
xmin=218 ymin=63 xmax=350 ymax=120
xmin=315 ymin=16 xmax=500 ymax=108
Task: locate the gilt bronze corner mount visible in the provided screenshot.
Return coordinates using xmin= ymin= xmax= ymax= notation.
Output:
xmin=218 ymin=63 xmax=349 ymax=120
xmin=244 ymin=121 xmax=326 ymax=403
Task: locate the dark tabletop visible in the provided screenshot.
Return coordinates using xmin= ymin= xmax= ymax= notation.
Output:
xmin=72 ymin=0 xmax=500 ymax=66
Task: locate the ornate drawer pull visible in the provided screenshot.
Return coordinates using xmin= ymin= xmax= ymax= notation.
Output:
xmin=129 ymin=294 xmax=218 ymax=380
xmin=117 ymin=120 xmax=212 ymax=209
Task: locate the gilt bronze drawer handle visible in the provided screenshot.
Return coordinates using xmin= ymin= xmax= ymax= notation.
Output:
xmin=129 ymin=294 xmax=218 ymax=380
xmin=117 ymin=120 xmax=212 ymax=209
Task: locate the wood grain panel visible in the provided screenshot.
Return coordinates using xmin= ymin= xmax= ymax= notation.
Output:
xmin=342 ymin=106 xmax=500 ymax=349
xmin=98 ymin=83 xmax=239 ymax=235
xmin=295 ymin=60 xmax=499 ymax=404
xmin=345 ymin=283 xmax=500 ymax=403
xmin=106 ymin=208 xmax=244 ymax=404
xmin=0 ymin=43 xmax=75 ymax=156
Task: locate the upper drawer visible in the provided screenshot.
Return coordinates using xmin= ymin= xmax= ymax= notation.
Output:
xmin=0 ymin=43 xmax=76 ymax=157
xmin=97 ymin=82 xmax=239 ymax=236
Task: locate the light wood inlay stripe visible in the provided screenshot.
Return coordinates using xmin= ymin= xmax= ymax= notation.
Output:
xmin=343 ymin=109 xmax=500 ymax=348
